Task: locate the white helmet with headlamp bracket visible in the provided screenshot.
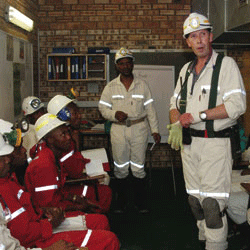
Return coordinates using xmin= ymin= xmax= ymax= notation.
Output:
xmin=22 ymin=96 xmax=44 ymax=116
xmin=0 ymin=118 xmax=29 ymax=148
xmin=183 ymin=12 xmax=212 ymax=38
xmin=0 ymin=133 xmax=14 ymax=156
xmin=115 ymin=47 xmax=135 ymax=64
xmin=47 ymin=95 xmax=74 ymax=122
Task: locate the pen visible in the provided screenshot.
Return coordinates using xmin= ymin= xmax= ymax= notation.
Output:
xmin=150 ymin=142 xmax=156 ymax=151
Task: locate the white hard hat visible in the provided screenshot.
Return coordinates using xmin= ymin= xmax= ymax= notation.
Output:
xmin=35 ymin=113 xmax=66 ymax=141
xmin=0 ymin=119 xmax=13 ymax=134
xmin=183 ymin=12 xmax=212 ymax=38
xmin=0 ymin=119 xmax=28 ymax=147
xmin=22 ymin=96 xmax=44 ymax=116
xmin=47 ymin=95 xmax=74 ymax=115
xmin=0 ymin=133 xmax=14 ymax=156
xmin=115 ymin=48 xmax=135 ymax=64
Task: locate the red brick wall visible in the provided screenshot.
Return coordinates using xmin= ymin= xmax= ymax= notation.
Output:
xmin=37 ymin=0 xmax=191 ymax=167
xmin=37 ymin=0 xmax=190 ymax=52
xmin=1 ymin=1 xmax=249 ymax=167
xmin=37 ymin=1 xmax=250 ymax=163
xmin=37 ymin=0 xmax=191 ymax=104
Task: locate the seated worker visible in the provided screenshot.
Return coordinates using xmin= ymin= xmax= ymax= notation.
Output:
xmin=0 ymin=118 xmax=29 ymax=186
xmin=22 ymin=96 xmax=46 ymax=160
xmin=227 ymin=168 xmax=250 ymax=248
xmin=47 ymin=94 xmax=111 ymax=209
xmin=47 ymin=93 xmax=110 ymax=185
xmin=0 ymin=132 xmax=120 ymax=250
xmin=25 ymin=113 xmax=111 ymax=215
xmin=0 ymin=202 xmax=77 ymax=250
xmin=0 ymin=118 xmax=113 ymax=230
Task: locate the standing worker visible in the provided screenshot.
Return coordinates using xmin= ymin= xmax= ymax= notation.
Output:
xmin=98 ymin=48 xmax=161 ymax=213
xmin=168 ymin=13 xmax=246 ymax=250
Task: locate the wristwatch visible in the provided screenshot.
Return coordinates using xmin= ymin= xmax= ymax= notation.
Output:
xmin=199 ymin=112 xmax=207 ymax=121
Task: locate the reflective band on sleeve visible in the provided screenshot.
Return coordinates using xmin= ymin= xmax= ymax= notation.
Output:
xmin=132 ymin=94 xmax=144 ymax=99
xmin=114 ymin=161 xmax=130 ymax=168
xmin=223 ymin=89 xmax=246 ymax=99
xmin=82 ymin=185 xmax=88 ymax=197
xmin=27 ymin=157 xmax=32 ymax=164
xmin=200 ymin=192 xmax=229 ymax=198
xmin=17 ymin=189 xmax=24 ymax=200
xmin=99 ymin=100 xmax=112 ymax=108
xmin=10 ymin=207 xmax=26 ymax=221
xmin=81 ymin=229 xmax=92 ymax=247
xmin=130 ymin=161 xmax=144 ymax=169
xmin=186 ymin=189 xmax=200 ymax=195
xmin=112 ymin=95 xmax=124 ymax=99
xmin=187 ymin=189 xmax=230 ymax=198
xmin=144 ymin=99 xmax=153 ymax=106
xmin=35 ymin=185 xmax=58 ymax=192
xmin=60 ymin=150 xmax=74 ymax=162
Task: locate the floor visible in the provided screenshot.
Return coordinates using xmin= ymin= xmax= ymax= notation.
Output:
xmin=108 ymin=167 xmax=249 ymax=250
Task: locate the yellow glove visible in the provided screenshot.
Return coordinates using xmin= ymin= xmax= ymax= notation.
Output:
xmin=167 ymin=121 xmax=183 ymax=151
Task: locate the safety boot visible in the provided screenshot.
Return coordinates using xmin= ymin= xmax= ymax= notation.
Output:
xmin=132 ymin=176 xmax=149 ymax=213
xmin=113 ymin=177 xmax=129 ymax=213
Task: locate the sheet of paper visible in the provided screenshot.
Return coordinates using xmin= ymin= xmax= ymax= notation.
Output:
xmin=85 ymin=159 xmax=105 ymax=177
xmin=53 ymin=216 xmax=87 ymax=233
xmin=81 ymin=148 xmax=108 ymax=163
xmin=231 ymin=170 xmax=250 ymax=192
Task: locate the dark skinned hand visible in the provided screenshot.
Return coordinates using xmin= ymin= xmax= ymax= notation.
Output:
xmin=43 ymin=240 xmax=77 ymax=250
xmin=115 ymin=111 xmax=128 ymax=122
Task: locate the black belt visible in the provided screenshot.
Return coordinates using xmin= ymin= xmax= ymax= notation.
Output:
xmin=190 ymin=128 xmax=232 ymax=138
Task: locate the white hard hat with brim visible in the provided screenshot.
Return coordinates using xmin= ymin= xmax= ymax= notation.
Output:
xmin=35 ymin=113 xmax=67 ymax=142
xmin=0 ymin=134 xmax=14 ymax=156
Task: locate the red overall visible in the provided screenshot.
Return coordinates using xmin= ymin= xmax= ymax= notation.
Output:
xmin=25 ymin=147 xmax=110 ymax=229
xmin=0 ymin=176 xmax=119 ymax=250
xmin=29 ymin=142 xmax=112 ymax=213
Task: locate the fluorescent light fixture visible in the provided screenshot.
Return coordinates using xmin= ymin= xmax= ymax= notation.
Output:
xmin=5 ymin=6 xmax=34 ymax=32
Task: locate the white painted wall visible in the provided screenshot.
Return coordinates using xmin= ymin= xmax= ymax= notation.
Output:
xmin=0 ymin=30 xmax=33 ymax=123
xmin=134 ymin=65 xmax=175 ymax=143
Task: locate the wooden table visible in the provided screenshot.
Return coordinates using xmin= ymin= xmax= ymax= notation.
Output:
xmin=65 ymin=174 xmax=106 ymax=184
